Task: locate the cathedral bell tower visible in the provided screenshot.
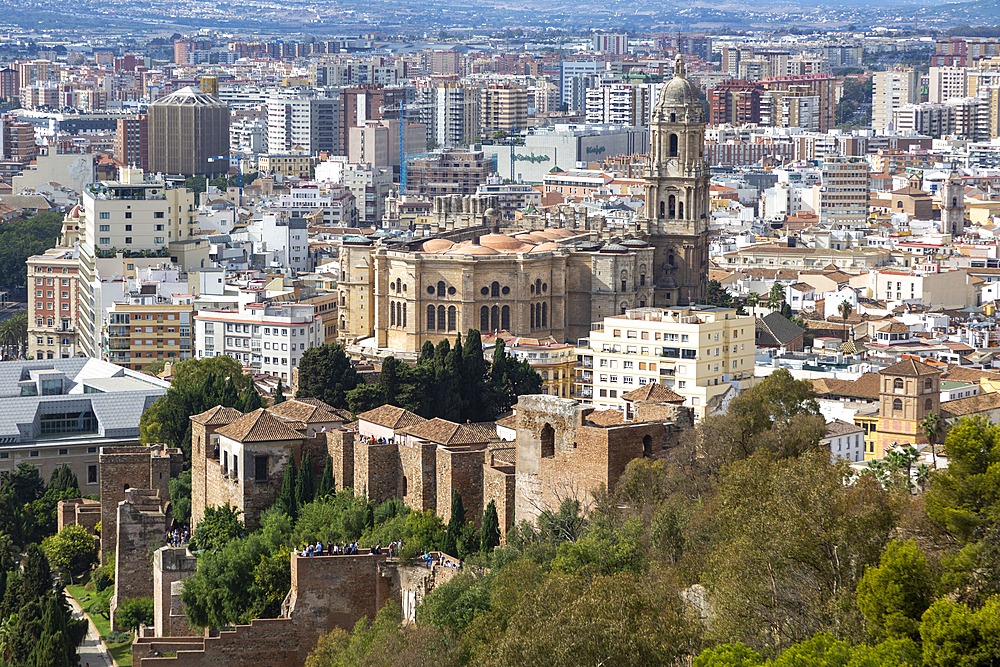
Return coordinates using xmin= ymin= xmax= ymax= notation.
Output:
xmin=643 ymin=54 xmax=710 ymax=307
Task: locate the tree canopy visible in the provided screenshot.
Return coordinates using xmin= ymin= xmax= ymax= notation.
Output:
xmin=0 ymin=212 xmax=64 ymax=290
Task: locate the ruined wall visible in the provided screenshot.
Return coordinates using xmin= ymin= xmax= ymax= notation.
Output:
xmin=436 ymin=447 xmax=486 ymax=526
xmin=398 ymin=440 xmax=436 ymax=513
xmin=112 ymin=490 xmax=168 ymax=630
xmin=57 ymin=497 xmax=101 ymax=534
xmin=354 ymin=442 xmax=399 ymax=504
xmin=100 ymin=447 xmax=154 ymax=566
xmin=153 ymin=547 xmax=197 ymax=637
xmin=134 ymin=619 xmax=300 ymax=667
xmin=514 ymin=396 xmax=582 ymax=526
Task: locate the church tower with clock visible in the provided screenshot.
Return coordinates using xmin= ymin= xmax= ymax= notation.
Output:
xmin=642 ymin=54 xmax=710 ymax=307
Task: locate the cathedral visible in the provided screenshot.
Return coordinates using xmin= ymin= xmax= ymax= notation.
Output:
xmin=642 ymin=54 xmax=710 ymax=307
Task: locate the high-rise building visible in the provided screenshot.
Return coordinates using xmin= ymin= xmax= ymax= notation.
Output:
xmin=928 ymin=66 xmax=968 ymax=103
xmin=0 ymin=67 xmax=18 ymax=98
xmin=27 ymin=247 xmax=82 ymax=361
xmin=342 ymin=163 xmax=394 ymax=224
xmin=586 ymin=83 xmax=660 ymax=127
xmin=404 ymin=149 xmax=496 ymax=197
xmin=115 ymin=115 xmax=149 ymax=171
xmin=872 ymin=67 xmax=918 ymax=131
xmin=16 ymin=60 xmax=59 ymax=92
xmin=147 ymin=87 xmax=230 ymax=178
xmin=593 ymin=34 xmax=629 ymax=55
xmin=106 ymin=294 xmax=193 ymax=372
xmin=761 ymin=74 xmax=836 ymax=131
xmin=348 ymin=118 xmax=425 ymax=174
xmin=643 ymin=55 xmax=710 ymax=307
xmin=414 ymin=82 xmax=480 ymax=148
xmin=480 ymin=83 xmax=528 ymax=137
xmin=816 ymin=156 xmax=869 ymax=228
xmin=708 ymin=79 xmax=764 ymax=126
xmin=561 ymin=61 xmax=602 ymax=109
xmin=2 ymin=115 xmax=37 ymax=164
xmin=266 ymin=94 xmax=341 ymax=155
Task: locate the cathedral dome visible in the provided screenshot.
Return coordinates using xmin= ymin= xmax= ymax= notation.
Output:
xmin=654 ymin=54 xmax=704 ymax=121
xmin=479 ymin=233 xmax=532 ymax=252
xmin=422 ymin=239 xmax=455 ymax=253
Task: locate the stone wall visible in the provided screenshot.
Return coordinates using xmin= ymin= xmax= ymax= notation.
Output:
xmin=134 ymin=619 xmax=300 ymax=667
xmin=326 ymin=431 xmax=354 ymax=494
xmin=398 ymin=439 xmax=436 ymax=513
xmin=152 ymin=547 xmax=197 ymax=637
xmin=482 ymin=464 xmax=515 ymax=540
xmin=354 ymin=441 xmax=399 ymax=503
xmin=57 ymin=497 xmax=101 ymax=535
xmin=112 ymin=489 xmax=168 ymax=630
xmin=436 ymin=447 xmax=486 ymax=526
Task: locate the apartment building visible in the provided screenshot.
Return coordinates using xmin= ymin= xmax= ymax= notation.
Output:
xmin=480 ymin=84 xmax=528 ymax=138
xmin=708 ymin=79 xmax=764 ymax=126
xmin=817 ymin=156 xmax=870 ymax=228
xmin=106 ymin=295 xmax=194 ymax=372
xmin=266 ymin=94 xmax=341 ymax=154
xmin=872 ymin=68 xmax=918 ymax=131
xmin=761 ymin=74 xmax=836 ymax=132
xmin=404 ymin=149 xmax=495 ymax=197
xmin=585 ymin=83 xmax=659 ymax=127
xmin=485 ymin=334 xmax=576 ymax=399
xmin=27 ymin=247 xmax=82 ymax=361
xmin=928 ymin=66 xmax=968 ymax=103
xmin=257 ymin=153 xmax=314 ymax=179
xmin=574 ymin=306 xmax=755 ymax=421
xmin=194 ymin=302 xmax=323 ymax=381
xmin=341 ymin=163 xmax=393 ymax=224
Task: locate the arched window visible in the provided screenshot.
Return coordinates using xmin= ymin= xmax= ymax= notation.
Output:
xmin=659 ymin=201 xmax=665 ymax=219
xmin=925 ymin=398 xmax=933 ymax=412
xmin=924 ymin=377 xmax=933 ymax=391
xmin=396 ymin=278 xmax=401 ymax=292
xmin=668 ymin=253 xmax=675 ymax=266
xmin=501 ymin=305 xmax=510 ymax=331
xmin=540 ymin=423 xmax=555 ymax=458
xmin=668 ymin=195 xmax=676 ymax=218
xmin=480 ymin=306 xmax=489 ymax=332
xmin=390 ymin=301 xmax=396 ymax=326
xmin=541 ymin=302 xmax=548 ymax=327
xmin=669 ymin=133 xmax=678 ymax=157
xmin=490 ymin=305 xmax=499 ymax=332
xmin=643 ymin=434 xmax=652 ymax=457
xmin=678 ymin=201 xmax=684 ymax=218
xmin=952 ymin=197 xmax=958 ymax=207
xmin=530 ymin=303 xmax=536 ymax=329
xmin=402 ymin=303 xmax=407 ymax=328
xmin=447 ymin=306 xmax=456 ymax=331
xmin=620 ymin=302 xmax=627 ymax=315
xmin=491 ymin=281 xmax=500 ymax=298
xmin=437 ymin=281 xmax=446 ymax=298
xmin=640 ymin=273 xmax=646 ymax=286
xmin=893 ymin=378 xmax=904 ymax=390
xmin=427 ymin=305 xmax=436 ymax=330
xmin=670 ymin=112 xmax=676 ymax=123
xmin=438 ymin=305 xmax=446 ymax=331
xmin=892 ymin=398 xmax=903 ymax=412
xmin=621 ymin=269 xmax=628 ymax=292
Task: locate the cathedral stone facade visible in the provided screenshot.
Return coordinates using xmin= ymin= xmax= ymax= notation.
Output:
xmin=642 ymin=55 xmax=710 ymax=307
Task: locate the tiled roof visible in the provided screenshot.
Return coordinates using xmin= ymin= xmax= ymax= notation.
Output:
xmin=268 ymin=398 xmax=351 ymax=423
xmin=621 ymin=383 xmax=685 ymax=404
xmin=358 ymin=404 xmax=425 ymax=430
xmin=757 ymin=311 xmax=806 ymax=346
xmin=399 ymin=417 xmax=497 ymax=445
xmin=190 ymin=405 xmax=245 ymax=426
xmin=585 ymin=409 xmax=625 ymax=426
xmin=878 ymin=322 xmax=911 ymax=333
xmin=215 ymin=408 xmax=304 ymax=442
xmin=942 ymin=366 xmax=1000 ymax=383
xmin=881 ymin=358 xmax=940 ymax=377
xmin=812 ymin=372 xmax=881 ymax=400
xmin=823 ymin=418 xmax=864 ymax=439
xmin=495 ymin=414 xmax=517 ymax=429
xmin=941 ymin=391 xmax=1000 ymax=419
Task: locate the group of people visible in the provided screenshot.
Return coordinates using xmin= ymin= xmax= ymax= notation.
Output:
xmin=295 ymin=539 xmax=405 ymax=557
xmin=166 ymin=527 xmax=189 ymax=547
xmin=418 ymin=551 xmax=463 ymax=570
xmin=357 ymin=435 xmax=394 ymax=446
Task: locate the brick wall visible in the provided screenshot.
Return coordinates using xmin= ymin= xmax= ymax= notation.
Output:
xmin=112 ymin=490 xmax=167 ymax=630
xmin=354 ymin=442 xmax=399 ymax=503
xmin=100 ymin=447 xmax=154 ymax=566
xmin=57 ymin=497 xmax=100 ymax=534
xmin=135 ymin=619 xmax=300 ymax=667
xmin=326 ymin=431 xmax=354 ymax=494
xmin=482 ymin=465 xmax=515 ymax=540
xmin=398 ymin=439 xmax=436 ymax=513
xmin=153 ymin=547 xmax=197 ymax=637
xmin=436 ymin=448 xmax=485 ymax=526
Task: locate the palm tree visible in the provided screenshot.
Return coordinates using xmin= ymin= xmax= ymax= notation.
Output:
xmin=915 ymin=464 xmax=931 ymax=493
xmin=919 ymin=412 xmax=941 ymax=469
xmin=767 ymin=283 xmax=784 ymax=312
xmin=838 ymin=299 xmax=854 ymax=343
xmin=747 ymin=291 xmax=760 ymax=312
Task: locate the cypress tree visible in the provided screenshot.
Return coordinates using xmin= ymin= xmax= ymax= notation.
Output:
xmin=444 ymin=491 xmax=465 ymax=557
xmin=295 ymin=451 xmax=314 ymax=508
xmin=418 ymin=340 xmax=436 ymax=365
xmin=241 ymin=386 xmax=263 ymax=412
xmin=317 ymin=455 xmax=335 ymax=499
xmin=463 ymin=329 xmax=489 ymax=421
xmin=481 ymin=499 xmax=501 ymax=553
xmin=273 ymin=379 xmax=286 ymax=404
xmin=277 ymin=454 xmax=298 ymax=519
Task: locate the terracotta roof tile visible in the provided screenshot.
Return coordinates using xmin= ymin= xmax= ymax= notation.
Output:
xmin=941 ymin=391 xmax=1000 ymax=419
xmin=268 ymin=398 xmax=351 ymax=423
xmin=585 ymin=409 xmax=625 ymax=426
xmin=399 ymin=417 xmax=497 ymax=445
xmin=358 ymin=404 xmax=425 ymax=430
xmin=621 ymin=383 xmax=685 ymax=404
xmin=881 ymin=358 xmax=940 ymax=377
xmin=823 ymin=419 xmax=864 ymax=438
xmin=190 ymin=405 xmax=245 ymax=426
xmin=215 ymin=408 xmax=304 ymax=442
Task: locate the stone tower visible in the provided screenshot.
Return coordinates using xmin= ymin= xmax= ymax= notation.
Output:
xmin=643 ymin=54 xmax=710 ymax=307
xmin=941 ymin=171 xmax=965 ymax=236
xmin=876 ymin=358 xmax=940 ymax=458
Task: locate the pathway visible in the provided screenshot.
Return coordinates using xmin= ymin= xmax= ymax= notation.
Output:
xmin=66 ymin=595 xmax=114 ymax=667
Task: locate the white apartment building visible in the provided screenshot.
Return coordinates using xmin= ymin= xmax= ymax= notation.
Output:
xmin=274 ymin=184 xmax=357 ymax=227
xmin=248 ymin=211 xmax=312 ymax=275
xmin=822 ymin=420 xmax=865 ymax=464
xmin=872 ymin=67 xmax=918 ymax=131
xmin=816 ymin=157 xmax=869 ymax=228
xmin=584 ymin=83 xmax=662 ymax=127
xmin=194 ymin=302 xmax=323 ymax=381
xmin=928 ymin=66 xmax=968 ymax=103
xmin=760 ymin=181 xmax=814 ymax=221
xmin=341 ymin=163 xmax=393 ymax=224
xmin=574 ymin=306 xmax=756 ymax=421
xmin=266 ymin=94 xmax=341 ymax=155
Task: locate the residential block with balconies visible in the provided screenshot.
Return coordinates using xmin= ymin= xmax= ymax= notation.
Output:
xmin=574 ymin=306 xmax=755 ymax=420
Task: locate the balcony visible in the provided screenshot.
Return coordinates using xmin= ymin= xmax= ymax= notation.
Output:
xmin=660 ymin=368 xmax=675 ymax=376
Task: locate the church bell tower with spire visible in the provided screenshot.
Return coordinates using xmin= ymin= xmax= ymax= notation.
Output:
xmin=643 ymin=54 xmax=710 ymax=307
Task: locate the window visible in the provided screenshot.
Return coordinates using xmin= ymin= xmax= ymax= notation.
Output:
xmin=58 ymin=448 xmax=68 ymax=456
xmin=893 ymin=378 xmax=904 ymax=390
xmin=925 ymin=398 xmax=933 ymax=412
xmin=540 ymin=423 xmax=555 ymax=458
xmin=87 ymin=464 xmax=98 ymax=485
xmin=124 ymin=212 xmax=132 ymax=219
xmin=154 ymin=211 xmax=164 ymax=218
xmin=99 ymin=212 xmax=110 ymax=219
xmin=99 ymin=224 xmax=110 ymax=232
xmin=893 ymin=398 xmax=903 ymax=412
xmin=924 ymin=377 xmax=933 ymax=391
xmin=99 ymin=237 xmax=110 ymax=245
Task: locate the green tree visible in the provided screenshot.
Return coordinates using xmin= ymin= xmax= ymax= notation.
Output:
xmin=919 ymin=596 xmax=1000 ymax=667
xmin=693 ymin=643 xmax=765 ymax=667
xmin=115 ymin=597 xmax=153 ymax=632
xmin=277 ymin=455 xmax=298 ymax=519
xmin=273 ymin=378 xmax=286 ymax=404
xmin=481 ymin=500 xmax=501 ymax=553
xmin=0 ymin=310 xmax=28 ymax=359
xmin=856 ymin=540 xmax=936 ymax=641
xmin=41 ymin=525 xmax=98 ymax=578
xmin=316 ymin=455 xmax=335 ymax=499
xmin=767 ymin=282 xmax=785 ymax=311
xmin=443 ymin=491 xmax=466 ymax=557
xmin=169 ymin=470 xmax=192 ymax=525
xmin=5 ymin=461 xmax=44 ymax=505
xmin=488 ymin=339 xmax=542 ymax=416
xmin=190 ymin=503 xmax=243 ymax=552
xmin=706 ymin=279 xmax=739 ymax=310
xmin=920 ymin=412 xmax=942 ymax=469
xmin=839 ymin=299 xmax=854 ymax=342
xmin=0 ymin=212 xmax=63 ymax=290
xmin=771 ymin=633 xmax=851 ymax=667
xmin=346 ymin=383 xmax=386 ymax=416
xmin=295 ymin=452 xmax=314 ymax=508
xmin=295 ymin=344 xmax=362 ymax=409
